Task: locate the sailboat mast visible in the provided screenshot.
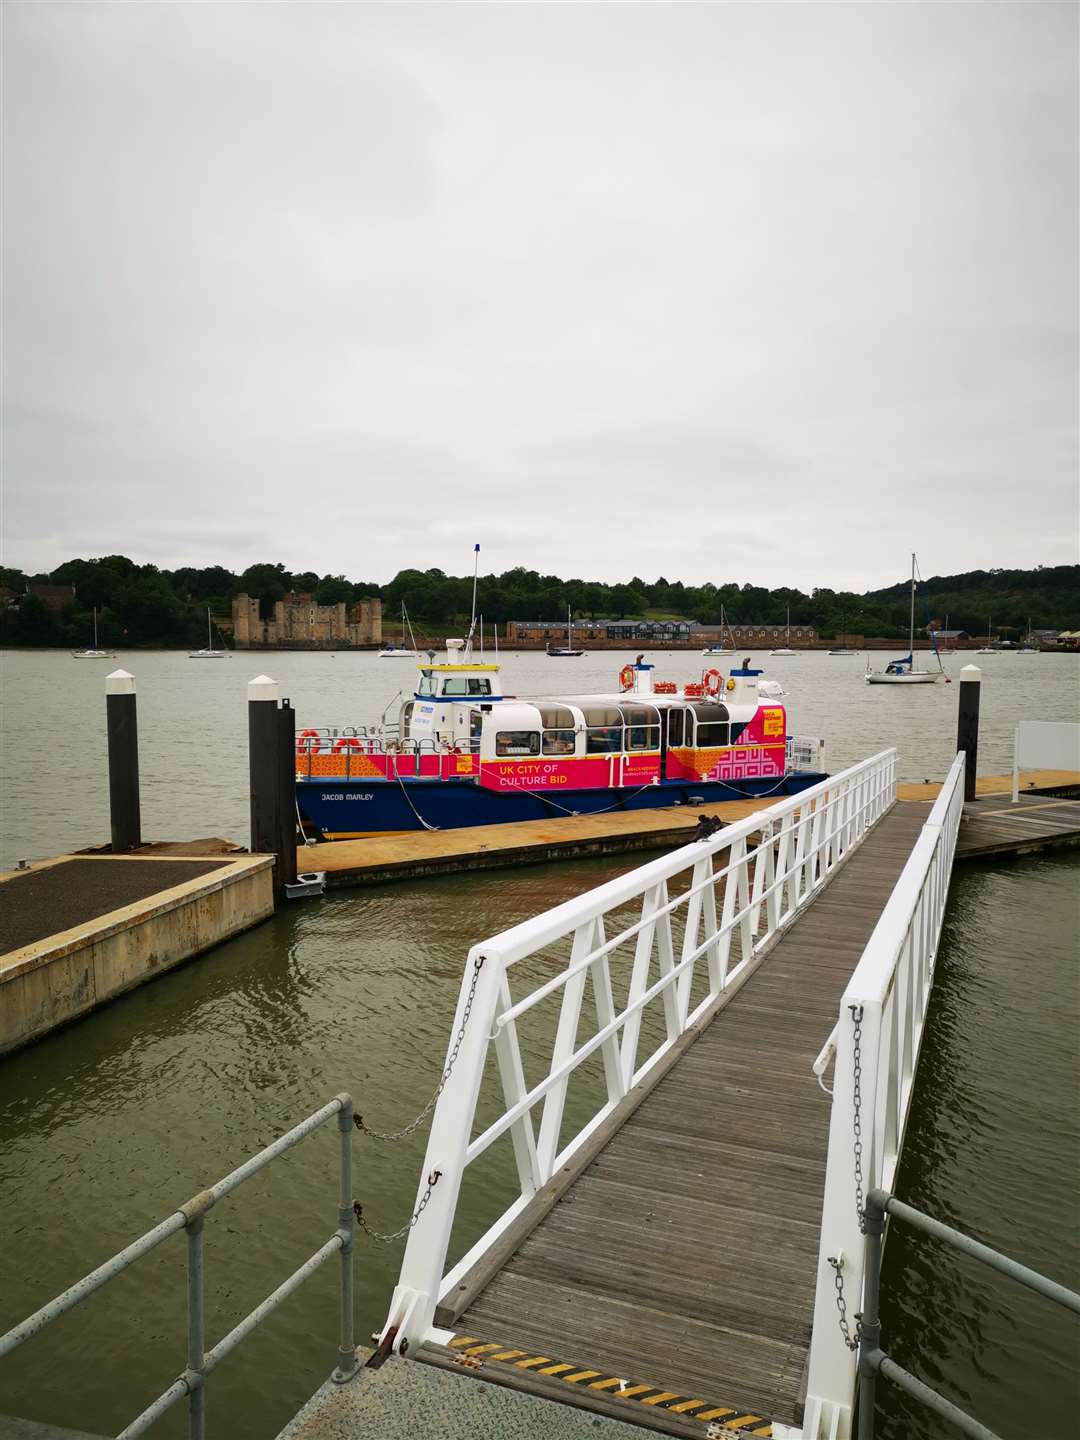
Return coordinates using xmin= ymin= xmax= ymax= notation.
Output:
xmin=909 ymin=552 xmax=916 ymax=656
xmin=465 ymin=544 xmax=480 ymax=658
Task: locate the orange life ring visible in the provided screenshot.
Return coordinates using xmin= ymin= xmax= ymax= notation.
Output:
xmin=702 ymin=668 xmax=723 ymax=697
xmin=619 ymin=664 xmax=635 ymax=691
xmin=297 ymin=729 xmax=322 ymax=754
xmin=332 ymin=736 xmax=362 ymax=753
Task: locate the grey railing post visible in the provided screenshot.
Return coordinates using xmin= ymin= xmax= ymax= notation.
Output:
xmin=956 ymin=665 xmax=982 ymax=802
xmin=332 ymin=1094 xmax=359 ymax=1383
xmin=106 ymin=669 xmax=142 ymax=851
xmin=186 ymin=1216 xmax=207 ymax=1440
xmin=857 ymin=1189 xmax=887 ymax=1440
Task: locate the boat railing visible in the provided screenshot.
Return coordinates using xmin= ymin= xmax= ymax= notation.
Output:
xmin=0 ymin=1095 xmax=359 ymax=1438
xmin=377 ymin=749 xmax=898 ymax=1357
xmin=803 ymin=750 xmax=966 ymax=1436
xmin=295 ymin=729 xmax=455 ymax=779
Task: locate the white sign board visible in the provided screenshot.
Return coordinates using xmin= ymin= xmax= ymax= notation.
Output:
xmin=1012 ymin=721 xmax=1080 ymax=801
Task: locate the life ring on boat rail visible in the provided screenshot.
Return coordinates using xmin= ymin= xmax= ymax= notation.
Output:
xmin=297 ymin=729 xmax=323 ymax=754
xmin=332 ymin=736 xmax=362 ymax=753
xmin=619 ymin=664 xmax=635 ymax=691
xmin=702 ymin=668 xmax=723 ymax=697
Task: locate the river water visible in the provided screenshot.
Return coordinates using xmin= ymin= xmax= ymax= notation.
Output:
xmin=1 ymin=648 xmax=1077 ymax=1437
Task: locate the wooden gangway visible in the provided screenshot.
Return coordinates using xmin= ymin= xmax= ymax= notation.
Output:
xmin=432 ymin=806 xmax=927 ymax=1433
xmin=371 ymin=751 xmax=968 ymax=1437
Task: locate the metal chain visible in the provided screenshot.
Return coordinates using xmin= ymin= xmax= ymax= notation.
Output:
xmin=350 ymin=955 xmax=485 ymax=1243
xmin=848 ymin=1002 xmax=865 ymax=1231
xmin=827 ymin=1254 xmax=861 ymax=1353
xmin=353 ymin=1169 xmax=442 ymax=1245
xmin=355 ymin=956 xmax=485 ymax=1142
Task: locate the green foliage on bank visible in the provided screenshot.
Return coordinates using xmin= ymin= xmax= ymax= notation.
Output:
xmin=0 ymin=555 xmax=1076 ymax=647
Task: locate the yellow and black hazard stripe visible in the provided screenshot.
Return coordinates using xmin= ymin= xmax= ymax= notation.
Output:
xmin=448 ymin=1335 xmax=773 ymax=1435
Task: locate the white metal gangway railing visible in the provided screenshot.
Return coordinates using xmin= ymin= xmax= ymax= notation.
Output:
xmin=377 ymin=749 xmax=898 ymax=1356
xmin=802 ymin=750 xmax=966 ymax=1439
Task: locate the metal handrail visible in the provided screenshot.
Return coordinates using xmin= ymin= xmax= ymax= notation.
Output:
xmin=857 ymin=1188 xmax=1080 ymax=1440
xmin=805 ymin=751 xmax=967 ymax=1436
xmin=379 ymin=749 xmax=898 ymax=1358
xmin=0 ymin=1095 xmax=359 ymax=1438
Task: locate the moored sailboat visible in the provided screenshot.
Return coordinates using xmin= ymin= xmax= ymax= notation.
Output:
xmin=379 ymin=602 xmax=419 ymax=658
xmin=189 ymin=608 xmax=226 ymax=658
xmin=72 ymin=608 xmax=115 ymax=659
xmin=865 ymin=554 xmax=945 ymax=685
xmin=770 ymin=606 xmax=797 ymax=657
xmin=547 ymin=605 xmax=583 ymax=657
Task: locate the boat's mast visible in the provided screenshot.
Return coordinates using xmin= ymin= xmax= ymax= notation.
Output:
xmin=465 ymin=544 xmax=480 ymax=658
xmin=93 ymin=607 xmax=98 ymax=648
xmin=909 ymin=553 xmax=916 ymax=656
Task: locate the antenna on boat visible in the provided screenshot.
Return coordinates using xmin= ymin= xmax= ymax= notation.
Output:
xmin=464 ymin=543 xmax=480 ymax=659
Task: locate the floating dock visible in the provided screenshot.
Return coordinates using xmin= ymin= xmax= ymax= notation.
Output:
xmin=301 ymin=769 xmax=1080 ymax=888
xmin=0 ymin=847 xmax=274 ymax=1056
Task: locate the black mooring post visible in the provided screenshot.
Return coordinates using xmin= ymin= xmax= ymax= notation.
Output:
xmin=106 ymin=669 xmax=142 ymax=851
xmin=249 ymin=675 xmax=282 ymax=890
xmin=956 ymin=663 xmax=982 ymax=801
xmin=277 ymin=698 xmax=298 ymax=888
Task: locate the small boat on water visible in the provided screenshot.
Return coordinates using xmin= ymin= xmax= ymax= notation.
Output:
xmin=702 ymin=605 xmax=735 ymax=656
xmin=770 ymin=607 xmax=798 ymax=657
xmin=865 ymin=553 xmax=945 ymax=686
xmin=379 ymin=602 xmax=419 ymax=658
xmin=547 ymin=606 xmax=583 ymax=657
xmin=1018 ymin=619 xmax=1038 ymax=654
xmin=294 ymin=646 xmax=826 ymax=840
xmin=72 ymin=608 xmax=115 ymax=659
xmin=189 ymin=608 xmax=227 ymax=659
xmin=975 ymin=616 xmax=1002 ymax=655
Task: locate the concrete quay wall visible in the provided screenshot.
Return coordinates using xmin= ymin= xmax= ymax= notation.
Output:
xmin=0 ymin=855 xmax=274 ymax=1056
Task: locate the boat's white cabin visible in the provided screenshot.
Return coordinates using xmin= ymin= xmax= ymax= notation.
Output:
xmin=399 ymin=659 xmax=777 ymax=757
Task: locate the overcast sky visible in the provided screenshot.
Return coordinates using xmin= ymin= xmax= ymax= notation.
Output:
xmin=3 ymin=2 xmax=1077 ymax=593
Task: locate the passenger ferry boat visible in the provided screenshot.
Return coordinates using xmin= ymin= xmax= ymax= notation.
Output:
xmin=295 ymin=642 xmax=827 ymax=840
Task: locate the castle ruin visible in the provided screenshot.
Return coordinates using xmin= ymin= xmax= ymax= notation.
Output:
xmin=232 ymin=592 xmax=382 ymax=649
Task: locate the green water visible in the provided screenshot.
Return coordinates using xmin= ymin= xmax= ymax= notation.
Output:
xmin=0 ymin=853 xmax=1077 ymax=1438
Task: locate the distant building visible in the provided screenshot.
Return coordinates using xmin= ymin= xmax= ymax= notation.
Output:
xmin=504 ymin=618 xmax=817 ymax=644
xmin=232 ymin=591 xmax=382 ymax=648
xmin=27 ymin=582 xmax=75 ymax=613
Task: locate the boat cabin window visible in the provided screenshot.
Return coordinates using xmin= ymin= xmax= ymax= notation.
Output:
xmin=539 ymin=705 xmax=576 ymax=756
xmin=417 ymin=672 xmax=437 ymax=697
xmin=496 ymin=730 xmax=541 ymax=757
xmin=691 ymin=703 xmax=730 ymax=748
xmin=619 ymin=704 xmax=660 ymax=752
xmin=442 ymin=675 xmax=494 ymax=697
xmin=582 ymin=705 xmax=623 ymax=755
xmin=666 ymin=707 xmax=687 ymax=747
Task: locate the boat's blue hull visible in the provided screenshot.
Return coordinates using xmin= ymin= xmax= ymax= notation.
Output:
xmin=296 ymin=772 xmax=829 ymax=839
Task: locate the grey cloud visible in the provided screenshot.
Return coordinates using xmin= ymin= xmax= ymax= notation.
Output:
xmin=2 ymin=2 xmax=1076 ymax=592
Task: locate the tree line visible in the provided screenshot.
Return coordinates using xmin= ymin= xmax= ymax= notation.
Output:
xmin=1 ymin=554 xmax=1076 ymax=648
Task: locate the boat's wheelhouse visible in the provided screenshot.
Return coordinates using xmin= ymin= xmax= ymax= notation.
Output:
xmin=403 ymin=661 xmax=503 ymax=751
